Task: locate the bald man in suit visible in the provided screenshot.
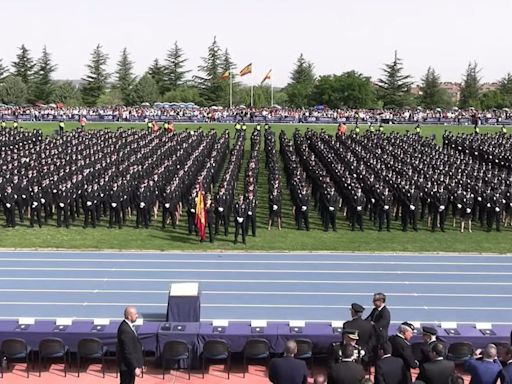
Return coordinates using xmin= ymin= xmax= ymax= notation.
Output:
xmin=117 ymin=306 xmax=144 ymax=384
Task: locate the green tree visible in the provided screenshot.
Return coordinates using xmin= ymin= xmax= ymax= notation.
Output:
xmin=148 ymin=58 xmax=166 ymax=96
xmin=480 ymin=90 xmax=506 ymax=110
xmin=419 ymin=67 xmax=452 ymax=108
xmin=164 ymin=41 xmax=190 ymax=93
xmin=0 ymin=76 xmax=28 ymax=105
xmin=0 ymin=59 xmax=8 ymax=82
xmin=11 ymin=44 xmax=35 ymax=86
xmin=131 ymin=73 xmax=160 ymax=104
xmin=114 ymin=47 xmax=136 ymax=105
xmin=310 ymin=71 xmax=376 ymax=109
xmin=52 ymin=81 xmax=82 ymax=106
xmin=32 ymin=46 xmax=57 ymax=103
xmin=97 ymin=88 xmax=123 ymax=106
xmin=497 ymin=73 xmax=512 ymax=107
xmin=193 ymin=36 xmax=224 ymax=105
xmin=376 ymin=51 xmax=413 ymax=108
xmin=459 ymin=61 xmax=481 ymax=109
xmin=163 ymin=85 xmax=203 ymax=104
xmin=285 ymin=53 xmax=316 ymax=107
xmin=81 ymin=44 xmax=110 ymax=106
xmin=219 ymin=48 xmax=238 ymax=107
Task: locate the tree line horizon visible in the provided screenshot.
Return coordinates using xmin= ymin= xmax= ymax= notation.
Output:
xmin=0 ymin=37 xmax=511 ymax=110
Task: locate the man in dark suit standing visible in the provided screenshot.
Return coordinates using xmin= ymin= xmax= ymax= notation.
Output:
xmin=268 ymin=340 xmax=308 ymax=384
xmin=374 ymin=342 xmax=408 ymax=384
xmin=328 ymin=344 xmax=366 ymax=384
xmin=117 ymin=306 xmax=144 ymax=384
xmin=464 ymin=344 xmax=501 ymax=384
xmin=415 ymin=342 xmax=455 ymax=384
xmin=498 ymin=345 xmax=512 ymax=384
xmin=366 ymin=293 xmax=391 ymax=345
xmin=388 ymin=322 xmax=419 ymax=384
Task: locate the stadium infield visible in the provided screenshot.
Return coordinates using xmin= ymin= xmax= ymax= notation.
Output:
xmin=1 ymin=122 xmax=512 ymax=253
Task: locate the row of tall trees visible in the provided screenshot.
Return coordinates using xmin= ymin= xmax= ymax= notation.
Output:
xmin=1 ymin=41 xmax=512 ymax=109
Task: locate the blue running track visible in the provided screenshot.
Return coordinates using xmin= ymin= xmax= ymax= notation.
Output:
xmin=0 ymin=251 xmax=511 ymax=324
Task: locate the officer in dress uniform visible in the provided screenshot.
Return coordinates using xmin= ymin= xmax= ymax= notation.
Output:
xmin=205 ymin=195 xmax=216 ymax=243
xmin=245 ymin=190 xmax=257 ymax=237
xmin=343 ymin=303 xmax=374 ymax=368
xmin=295 ymin=187 xmax=310 ymax=231
xmin=342 ymin=329 xmax=365 ymax=364
xmin=378 ymin=186 xmax=393 ymax=232
xmin=417 ymin=326 xmax=442 ymax=365
xmin=108 ymin=183 xmax=123 ymax=229
xmin=233 ymin=194 xmax=247 ymax=244
xmin=2 ymin=185 xmax=17 ymax=228
xmin=29 ymin=185 xmax=43 ymax=228
xmin=82 ymin=185 xmax=97 ymax=228
xmin=351 ymin=186 xmax=366 ymax=231
xmin=56 ymin=185 xmax=71 ymax=228
xmin=215 ymin=186 xmax=229 ymax=236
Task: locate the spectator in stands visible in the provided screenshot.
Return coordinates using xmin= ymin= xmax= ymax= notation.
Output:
xmin=328 ymin=344 xmax=366 ymax=384
xmin=374 ymin=341 xmax=408 ymax=384
xmin=268 ymin=340 xmax=308 ymax=384
xmin=388 ymin=322 xmax=419 ymax=384
xmin=464 ymin=344 xmax=501 ymax=384
xmin=497 ymin=346 xmax=512 ymax=384
xmin=415 ymin=342 xmax=455 ymax=384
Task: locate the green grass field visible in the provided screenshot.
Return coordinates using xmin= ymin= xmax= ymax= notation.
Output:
xmin=1 ymin=121 xmax=510 ymax=253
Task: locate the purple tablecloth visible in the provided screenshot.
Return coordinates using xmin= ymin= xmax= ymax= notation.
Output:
xmin=0 ymin=320 xmax=159 ymax=352
xmin=0 ymin=320 xmax=509 ymax=361
xmin=276 ymin=323 xmax=343 ymax=354
xmin=409 ymin=324 xmax=511 ymax=347
xmin=198 ymin=322 xmax=281 ymax=353
xmin=166 ymin=295 xmax=201 ymax=323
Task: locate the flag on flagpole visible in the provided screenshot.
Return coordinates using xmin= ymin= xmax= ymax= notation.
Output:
xmin=195 ymin=185 xmax=206 ymax=241
xmin=220 ymin=70 xmax=230 ymax=81
xmin=239 ymin=63 xmax=252 ymax=77
xmin=261 ymin=69 xmax=272 ymax=85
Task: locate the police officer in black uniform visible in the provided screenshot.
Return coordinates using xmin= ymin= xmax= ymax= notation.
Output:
xmin=233 ymin=194 xmax=247 ymax=244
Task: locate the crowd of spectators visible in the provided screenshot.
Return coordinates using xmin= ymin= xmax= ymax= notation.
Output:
xmin=2 ymin=104 xmax=512 ymax=125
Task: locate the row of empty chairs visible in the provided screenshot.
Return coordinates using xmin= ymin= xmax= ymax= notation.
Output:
xmin=2 ymin=336 xmax=510 ymax=379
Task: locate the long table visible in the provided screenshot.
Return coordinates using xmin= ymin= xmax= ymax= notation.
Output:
xmin=0 ymin=320 xmax=159 ymax=353
xmin=0 ymin=320 xmax=509 ymax=359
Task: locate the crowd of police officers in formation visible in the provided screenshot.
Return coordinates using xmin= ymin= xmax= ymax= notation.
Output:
xmin=1 ymin=121 xmax=512 ymax=242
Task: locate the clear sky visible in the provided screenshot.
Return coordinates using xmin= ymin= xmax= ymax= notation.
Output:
xmin=1 ymin=0 xmax=510 ymax=87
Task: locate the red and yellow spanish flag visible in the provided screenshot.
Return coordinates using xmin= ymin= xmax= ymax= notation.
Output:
xmin=195 ymin=185 xmax=206 ymax=241
xmin=220 ymin=70 xmax=230 ymax=81
xmin=239 ymin=63 xmax=252 ymax=77
xmin=261 ymin=69 xmax=272 ymax=85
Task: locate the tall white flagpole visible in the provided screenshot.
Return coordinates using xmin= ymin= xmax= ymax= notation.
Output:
xmin=229 ymin=72 xmax=233 ymax=109
xmin=271 ymin=70 xmax=274 ymax=107
xmin=250 ymin=70 xmax=254 ymax=107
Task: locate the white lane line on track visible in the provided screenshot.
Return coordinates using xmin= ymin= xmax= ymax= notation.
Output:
xmin=0 ymin=302 xmax=510 ymax=311
xmin=1 ymin=288 xmax=512 ymax=298
xmin=1 ymin=258 xmax=512 ymax=266
xmin=0 ymin=277 xmax=511 ymax=285
xmin=1 ymin=267 xmax=512 ymax=275
xmin=1 ymin=250 xmax=511 ymax=257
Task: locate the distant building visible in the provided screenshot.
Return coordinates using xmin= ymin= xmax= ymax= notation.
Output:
xmin=481 ymin=82 xmax=499 ymax=93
